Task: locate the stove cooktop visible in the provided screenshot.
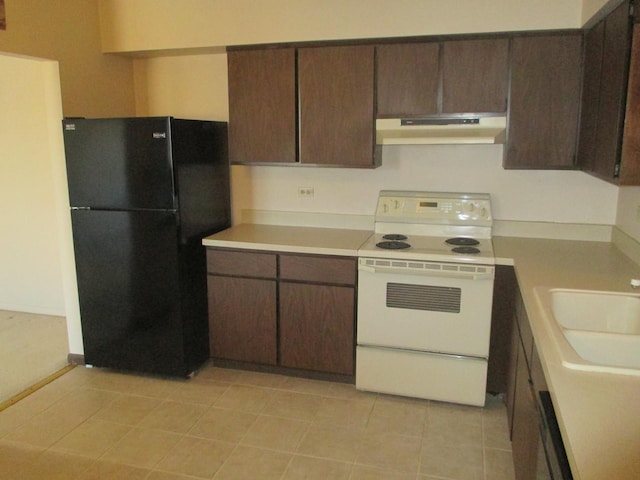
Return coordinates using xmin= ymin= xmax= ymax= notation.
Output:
xmin=359 ymin=232 xmax=495 ymax=264
xmin=358 ymin=190 xmax=495 ymax=264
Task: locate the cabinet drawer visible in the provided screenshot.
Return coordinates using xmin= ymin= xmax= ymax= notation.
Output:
xmin=280 ymin=255 xmax=356 ymax=285
xmin=206 ymin=248 xmax=277 ymax=278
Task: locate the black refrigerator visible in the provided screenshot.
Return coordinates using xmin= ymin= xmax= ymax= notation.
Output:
xmin=63 ymin=117 xmax=230 ymax=377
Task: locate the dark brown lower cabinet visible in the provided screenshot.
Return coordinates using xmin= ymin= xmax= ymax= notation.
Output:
xmin=488 ymin=265 xmax=517 ymax=394
xmin=511 ymin=333 xmax=541 ymax=480
xmin=505 ymin=274 xmax=567 ymax=480
xmin=505 ymin=307 xmax=521 ymax=435
xmin=279 ymin=283 xmax=354 ymax=375
xmin=207 ymin=275 xmax=277 ymax=365
xmin=206 ymin=248 xmax=356 ymax=377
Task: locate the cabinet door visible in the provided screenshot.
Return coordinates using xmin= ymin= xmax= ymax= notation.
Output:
xmin=621 ymin=23 xmax=640 ymax=184
xmin=298 ymin=45 xmax=375 ymax=167
xmin=506 ymin=34 xmax=582 ymax=168
xmin=505 ymin=313 xmax=520 ymax=437
xmin=511 ymin=337 xmax=541 ymax=480
xmin=279 ymin=283 xmax=354 ymax=375
xmin=227 ymin=49 xmax=296 ymax=164
xmin=488 ymin=265 xmax=517 ymax=395
xmin=207 ymin=276 xmax=277 ymax=365
xmin=442 ymin=38 xmax=509 ymax=114
xmin=593 ymin=1 xmax=632 ymax=181
xmin=578 ymin=21 xmax=605 ymax=174
xmin=376 ymin=42 xmax=440 ymax=117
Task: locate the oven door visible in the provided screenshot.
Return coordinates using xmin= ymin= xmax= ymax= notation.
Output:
xmin=357 ymin=258 xmax=495 ymax=357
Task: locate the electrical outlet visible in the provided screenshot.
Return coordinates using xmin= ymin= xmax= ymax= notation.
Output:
xmin=298 ymin=187 xmax=314 ymax=197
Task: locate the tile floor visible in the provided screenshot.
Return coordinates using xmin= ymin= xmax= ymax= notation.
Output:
xmin=0 ymin=310 xmax=69 ymax=403
xmin=0 ymin=363 xmax=515 ymax=480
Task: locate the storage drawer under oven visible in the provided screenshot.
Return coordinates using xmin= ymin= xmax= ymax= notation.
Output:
xmin=356 ymin=345 xmax=488 ymax=406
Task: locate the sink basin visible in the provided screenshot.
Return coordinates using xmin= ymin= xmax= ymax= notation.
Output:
xmin=535 ymin=288 xmax=640 ymax=375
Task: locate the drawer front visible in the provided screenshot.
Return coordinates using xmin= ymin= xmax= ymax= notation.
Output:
xmin=206 ymin=248 xmax=277 ymax=278
xmin=280 ymin=254 xmax=356 ymax=285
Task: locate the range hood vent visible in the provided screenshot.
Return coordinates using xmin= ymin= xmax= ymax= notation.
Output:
xmin=376 ymin=116 xmax=507 ymax=145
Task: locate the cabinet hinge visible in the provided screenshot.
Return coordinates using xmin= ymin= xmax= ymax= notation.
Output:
xmin=614 ymin=162 xmax=621 ymax=177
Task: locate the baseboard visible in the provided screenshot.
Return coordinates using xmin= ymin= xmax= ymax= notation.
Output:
xmin=0 ymin=304 xmax=65 ymax=316
xmin=209 ymin=358 xmax=355 ymax=384
xmin=67 ymin=353 xmax=85 ymax=365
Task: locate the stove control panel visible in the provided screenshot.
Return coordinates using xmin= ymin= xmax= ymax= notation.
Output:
xmin=375 ymin=191 xmax=492 ymax=226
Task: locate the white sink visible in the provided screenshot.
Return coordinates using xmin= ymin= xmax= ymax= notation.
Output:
xmin=534 ymin=288 xmax=640 ymax=375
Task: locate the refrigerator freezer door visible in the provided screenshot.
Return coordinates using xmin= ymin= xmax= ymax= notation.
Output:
xmin=71 ymin=209 xmax=187 ymax=375
xmin=63 ymin=118 xmax=176 ymax=210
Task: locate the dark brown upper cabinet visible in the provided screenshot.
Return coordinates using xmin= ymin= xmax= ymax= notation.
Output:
xmin=441 ymin=38 xmax=509 ymax=114
xmin=228 ymin=45 xmax=378 ymax=168
xmin=376 ymin=43 xmax=440 ymax=117
xmin=298 ymin=45 xmax=377 ymax=167
xmin=578 ymin=0 xmax=638 ymax=184
xmin=620 ymin=24 xmax=640 ymax=184
xmin=505 ymin=33 xmax=583 ymax=169
xmin=376 ymin=38 xmax=509 ymax=117
xmin=578 ymin=21 xmax=605 ymax=174
xmin=227 ymin=49 xmax=296 ymax=164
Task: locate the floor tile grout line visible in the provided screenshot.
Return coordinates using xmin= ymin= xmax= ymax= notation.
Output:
xmin=482 ymin=401 xmax=488 ymax=480
xmin=416 ymin=401 xmax=429 ymax=479
xmin=209 ymin=441 xmax=244 ymax=480
xmin=1 ymin=365 xmax=514 ymax=480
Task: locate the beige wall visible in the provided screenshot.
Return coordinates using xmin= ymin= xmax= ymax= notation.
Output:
xmin=133 ymin=54 xmax=229 ymax=120
xmin=123 ymin=0 xmax=622 ymax=230
xmin=0 ymin=0 xmax=135 ymax=117
xmin=0 ymin=54 xmax=74 ymax=318
xmin=0 ymin=0 xmax=134 ymax=353
xmin=100 ymin=0 xmax=584 ymax=54
xmin=134 ymin=54 xmax=620 ymax=228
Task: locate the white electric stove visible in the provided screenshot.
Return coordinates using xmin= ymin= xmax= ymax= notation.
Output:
xmin=356 ymin=191 xmax=496 ymax=406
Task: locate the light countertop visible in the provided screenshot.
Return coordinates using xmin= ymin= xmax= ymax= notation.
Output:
xmin=203 ymin=224 xmax=640 ymax=479
xmin=202 ymin=223 xmax=372 ymax=257
xmin=493 ymin=236 xmax=640 ymax=480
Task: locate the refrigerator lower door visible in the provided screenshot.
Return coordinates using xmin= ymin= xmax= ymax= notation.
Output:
xmin=71 ymin=209 xmax=189 ymax=376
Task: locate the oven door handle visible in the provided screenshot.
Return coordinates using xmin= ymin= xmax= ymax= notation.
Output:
xmin=358 ymin=263 xmax=494 ymax=281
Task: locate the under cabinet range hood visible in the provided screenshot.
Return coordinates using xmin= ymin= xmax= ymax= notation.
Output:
xmin=376 ymin=116 xmax=507 ymax=145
